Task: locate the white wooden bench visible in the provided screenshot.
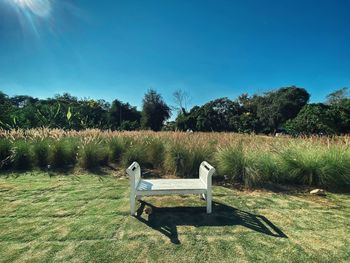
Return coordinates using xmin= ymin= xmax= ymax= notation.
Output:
xmin=126 ymin=161 xmax=216 ymax=215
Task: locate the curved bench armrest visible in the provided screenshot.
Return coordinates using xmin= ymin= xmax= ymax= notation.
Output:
xmin=199 ymin=161 xmax=216 ymax=188
xmin=126 ymin=161 xmax=141 ymax=190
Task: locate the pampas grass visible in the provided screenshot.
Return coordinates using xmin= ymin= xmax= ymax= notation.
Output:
xmin=12 ymin=140 xmax=33 ymax=170
xmin=164 ymin=143 xmax=212 ymax=178
xmin=215 ymin=143 xmax=245 ymax=182
xmin=0 ymin=138 xmax=12 ymax=169
xmin=0 ymin=129 xmax=348 ymax=190
xmin=79 ymin=139 xmax=109 ymax=170
xmin=33 ymin=139 xmax=50 ymax=168
xmin=50 ymin=138 xmax=78 ymax=169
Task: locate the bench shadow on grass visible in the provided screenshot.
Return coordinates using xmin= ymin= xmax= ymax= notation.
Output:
xmin=135 ymin=200 xmax=287 ymax=244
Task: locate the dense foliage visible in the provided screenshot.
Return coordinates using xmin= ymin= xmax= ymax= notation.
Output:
xmin=0 ymin=86 xmax=349 ymax=134
xmin=176 ymin=87 xmax=350 ymax=134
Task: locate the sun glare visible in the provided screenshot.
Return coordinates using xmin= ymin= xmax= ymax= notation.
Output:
xmin=12 ymin=0 xmax=52 ymax=17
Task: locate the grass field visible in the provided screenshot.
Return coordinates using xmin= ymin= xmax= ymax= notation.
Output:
xmin=0 ymin=172 xmax=349 ymax=263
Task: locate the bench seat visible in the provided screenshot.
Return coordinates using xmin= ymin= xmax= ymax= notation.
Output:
xmin=136 ymin=179 xmax=207 ymax=195
xmin=127 ymin=161 xmax=216 ymax=215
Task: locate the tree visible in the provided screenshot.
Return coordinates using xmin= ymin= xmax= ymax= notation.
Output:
xmin=285 ymin=104 xmax=336 ymax=135
xmin=172 ymin=89 xmax=190 ymax=114
xmin=329 ymin=99 xmax=350 ymax=134
xmin=195 ymin=98 xmax=240 ymax=131
xmin=175 ymin=98 xmax=241 ymax=132
xmin=109 ymin=100 xmax=141 ymax=130
xmin=255 ymin=86 xmax=310 ymax=133
xmin=325 ymin=88 xmax=350 ymax=134
xmin=0 ymin=91 xmax=14 ymax=129
xmin=141 ymin=89 xmax=171 ymax=131
xmin=326 ymin=87 xmax=349 ymax=105
xmin=234 ymin=94 xmax=261 ymax=133
xmin=175 ymin=106 xmax=200 ymax=131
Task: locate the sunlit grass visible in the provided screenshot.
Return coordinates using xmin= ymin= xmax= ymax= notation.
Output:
xmin=0 ymin=172 xmax=349 ymax=262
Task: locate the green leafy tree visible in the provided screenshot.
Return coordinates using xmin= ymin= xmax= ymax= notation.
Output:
xmin=326 ymin=88 xmax=350 ymax=133
xmin=141 ymin=89 xmax=171 ymax=131
xmin=0 ymin=91 xmax=14 ymax=129
xmin=285 ymin=104 xmax=336 ymax=135
xmin=326 ymin=87 xmax=349 ymax=105
xmin=255 ymin=86 xmax=310 ymax=134
xmin=109 ymin=99 xmax=141 ymax=130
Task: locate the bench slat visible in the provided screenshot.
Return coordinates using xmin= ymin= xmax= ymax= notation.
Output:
xmin=137 ymin=179 xmax=206 ymax=191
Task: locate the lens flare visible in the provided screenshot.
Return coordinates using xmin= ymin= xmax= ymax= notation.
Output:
xmin=4 ymin=0 xmax=82 ymax=39
xmin=12 ymin=0 xmax=52 ymax=17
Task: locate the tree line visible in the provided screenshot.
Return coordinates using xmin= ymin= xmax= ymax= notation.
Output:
xmin=0 ymin=86 xmax=349 ymax=134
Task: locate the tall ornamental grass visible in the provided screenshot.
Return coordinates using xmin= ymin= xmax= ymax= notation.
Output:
xmin=164 ymin=143 xmax=212 ymax=178
xmin=79 ymin=140 xmax=109 ymax=170
xmin=0 ymin=138 xmax=12 ymax=169
xmin=280 ymin=143 xmax=350 ymax=188
xmin=215 ymin=143 xmax=245 ymax=182
xmin=108 ymin=138 xmax=127 ymax=163
xmin=12 ymin=140 xmax=33 ymax=170
xmin=33 ymin=139 xmax=50 ymax=168
xmin=121 ymin=142 xmax=147 ymax=168
xmin=0 ymin=129 xmax=348 ymax=190
xmin=144 ymin=138 xmax=165 ymax=169
xmin=50 ymin=138 xmax=78 ymax=169
xmin=244 ymin=152 xmax=283 ymax=187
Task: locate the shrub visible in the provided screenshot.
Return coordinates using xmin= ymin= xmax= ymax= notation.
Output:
xmin=50 ymin=138 xmax=78 ymax=168
xmin=33 ymin=139 xmax=50 ymax=168
xmin=79 ymin=140 xmax=109 ymax=170
xmin=12 ymin=140 xmax=33 ymax=170
xmin=0 ymin=138 xmax=12 ymax=170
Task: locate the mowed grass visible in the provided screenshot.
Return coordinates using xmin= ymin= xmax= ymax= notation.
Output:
xmin=0 ymin=172 xmax=349 ymax=263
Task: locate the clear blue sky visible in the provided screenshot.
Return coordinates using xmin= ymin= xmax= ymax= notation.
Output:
xmin=0 ymin=0 xmax=349 ymax=110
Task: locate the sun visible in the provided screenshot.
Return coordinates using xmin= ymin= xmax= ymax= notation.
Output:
xmin=12 ymin=0 xmax=52 ymax=18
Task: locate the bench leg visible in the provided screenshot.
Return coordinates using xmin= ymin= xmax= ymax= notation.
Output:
xmin=206 ymin=191 xmax=212 ymax=214
xmin=130 ymin=193 xmax=136 ymax=216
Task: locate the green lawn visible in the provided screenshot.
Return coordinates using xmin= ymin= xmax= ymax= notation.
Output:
xmin=0 ymin=172 xmax=349 ymax=263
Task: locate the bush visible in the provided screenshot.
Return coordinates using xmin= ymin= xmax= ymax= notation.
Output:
xmin=33 ymin=139 xmax=50 ymax=168
xmin=12 ymin=140 xmax=33 ymax=170
xmin=79 ymin=141 xmax=109 ymax=170
xmin=0 ymin=139 xmax=12 ymax=170
xmin=50 ymin=138 xmax=78 ymax=169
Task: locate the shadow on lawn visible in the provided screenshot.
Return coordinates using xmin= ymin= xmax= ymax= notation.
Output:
xmin=136 ymin=200 xmax=287 ymax=244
